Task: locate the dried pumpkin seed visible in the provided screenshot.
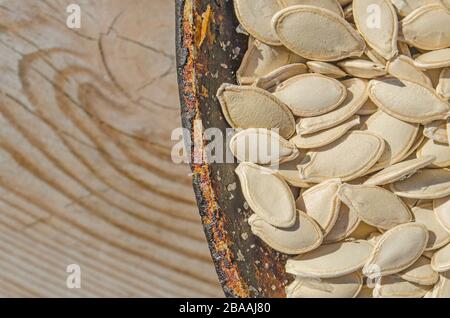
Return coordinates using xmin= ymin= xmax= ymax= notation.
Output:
xmin=337 ymin=184 xmax=413 ymax=230
xmin=417 ymin=138 xmax=450 ymax=168
xmin=414 ymin=48 xmax=450 ymax=69
xmin=254 ymin=63 xmax=308 ymax=91
xmin=398 ymin=256 xmax=439 ymax=285
xmin=272 ymin=5 xmax=365 ymax=61
xmin=218 ymin=84 xmax=296 ymax=138
xmin=291 ymin=116 xmax=360 ymax=149
xmin=363 ymin=223 xmax=429 ymax=277
xmin=286 ymin=240 xmax=373 ymax=278
xmin=248 ymin=211 xmax=323 ymax=255
xmin=273 ymin=74 xmax=348 ymax=117
xmin=390 ymin=169 xmax=450 ymax=199
xmin=368 ymin=77 xmax=450 ymax=124
xmin=230 ymin=128 xmax=299 ymax=165
xmin=297 ymin=78 xmax=369 ymax=135
xmin=401 ymin=4 xmax=450 ymax=50
xmin=364 ymin=156 xmax=436 ymax=186
xmin=423 ymin=120 xmax=449 ymax=144
xmin=286 ymin=273 xmax=363 ymax=298
xmin=235 ymin=162 xmax=296 ymax=227
xmin=298 ymin=131 xmax=385 ymax=183
xmin=324 ymin=204 xmax=361 ymax=243
xmin=391 ymin=0 xmax=443 ymax=17
xmin=437 ymin=67 xmax=450 ymax=100
xmin=306 ymin=61 xmax=347 ymax=78
xmin=431 ymin=243 xmax=450 ymax=272
xmin=374 ymin=275 xmax=431 ymax=298
xmin=296 ymin=179 xmax=341 ymax=234
xmin=353 ymin=0 xmax=399 ymax=59
xmin=434 ymin=196 xmax=450 ymax=232
xmin=337 ymin=59 xmax=387 ymax=79
xmin=412 ymin=202 xmax=450 ymax=251
xmin=387 ymin=55 xmax=433 ymax=87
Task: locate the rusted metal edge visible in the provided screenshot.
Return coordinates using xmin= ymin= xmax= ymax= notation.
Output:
xmin=175 ymin=0 xmax=249 ymax=298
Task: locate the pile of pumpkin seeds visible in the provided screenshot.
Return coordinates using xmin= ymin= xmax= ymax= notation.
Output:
xmin=217 ymin=0 xmax=450 ymax=298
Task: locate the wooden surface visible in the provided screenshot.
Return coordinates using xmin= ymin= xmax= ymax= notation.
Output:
xmin=0 ymin=0 xmax=222 ymax=297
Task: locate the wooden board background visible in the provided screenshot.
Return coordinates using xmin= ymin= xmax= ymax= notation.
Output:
xmin=0 ymin=0 xmax=222 ymax=297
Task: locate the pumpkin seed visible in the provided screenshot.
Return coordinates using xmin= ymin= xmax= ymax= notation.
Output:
xmin=324 ymin=203 xmax=361 ymax=243
xmin=387 ymin=55 xmax=433 ymax=87
xmin=337 ymin=59 xmax=387 ymax=79
xmin=237 ymin=39 xmax=305 ymax=85
xmin=401 ymin=4 xmax=450 ymax=50
xmin=218 ymin=84 xmax=296 ymax=138
xmin=235 ymin=162 xmax=297 ymax=227
xmin=412 ymin=202 xmax=450 ymax=251
xmin=364 ymin=156 xmax=436 ymax=186
xmin=273 ymin=74 xmax=348 ymax=117
xmin=291 ymin=116 xmax=360 ymax=149
xmin=417 ymin=138 xmax=450 ymax=168
xmin=437 ymin=67 xmax=450 ymax=100
xmin=363 ymin=223 xmax=429 ymax=277
xmin=272 ymin=5 xmax=365 ymax=61
xmin=298 ymin=131 xmax=385 ymax=183
xmin=276 ymin=155 xmax=314 ymax=188
xmin=423 ymin=120 xmax=449 ymax=145
xmin=296 ymin=179 xmax=342 ymax=234
xmin=434 ymin=196 xmax=450 ymax=232
xmin=282 ymin=0 xmax=346 ymax=16
xmin=286 ymin=240 xmax=373 ymax=278
xmin=306 ymin=61 xmax=347 ymax=78
xmin=431 ymin=243 xmax=450 ymax=272
xmin=297 ymin=78 xmax=369 ymax=135
xmin=230 ymin=128 xmax=299 ymax=165
xmin=353 ymin=0 xmax=399 ymax=59
xmin=399 ymin=129 xmax=426 ymax=161
xmin=254 ymin=63 xmax=308 ymax=91
xmin=391 ymin=0 xmax=443 ymax=17
xmin=286 ymin=273 xmax=363 ymax=298
xmin=337 ymin=184 xmax=413 ymax=230
xmin=374 ymin=275 xmax=431 ymax=298
xmin=414 ymin=48 xmax=450 ymax=69
xmin=398 ymin=256 xmax=439 ymax=285
xmin=364 ymin=110 xmax=420 ymax=171
xmin=248 ymin=211 xmax=323 ymax=255
xmin=391 ymin=169 xmax=450 ymax=199
xmin=368 ymin=77 xmax=450 ymax=124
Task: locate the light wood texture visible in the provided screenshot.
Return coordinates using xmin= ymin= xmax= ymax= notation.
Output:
xmin=0 ymin=0 xmax=222 ymax=297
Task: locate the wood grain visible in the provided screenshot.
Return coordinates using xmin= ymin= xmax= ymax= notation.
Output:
xmin=0 ymin=0 xmax=222 ymax=297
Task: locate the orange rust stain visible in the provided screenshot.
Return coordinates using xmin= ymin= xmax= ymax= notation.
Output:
xmin=198 ymin=5 xmax=212 ymax=48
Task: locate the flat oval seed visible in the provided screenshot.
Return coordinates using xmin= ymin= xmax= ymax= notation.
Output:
xmin=374 ymin=275 xmax=431 ymax=298
xmin=431 ymin=243 xmax=450 ymax=272
xmin=417 ymin=138 xmax=450 ymax=168
xmin=364 ymin=156 xmax=436 ymax=186
xmin=324 ymin=204 xmax=361 ymax=243
xmin=306 ymin=61 xmax=347 ymax=78
xmin=390 ymin=169 xmax=450 ymax=199
xmin=356 ymin=99 xmax=378 ymax=115
xmin=272 ymin=6 xmax=366 ymax=61
xmin=437 ymin=68 xmax=450 ymax=100
xmin=273 ymin=74 xmax=348 ymax=117
xmin=423 ymin=121 xmax=449 ymax=144
xmin=286 ymin=273 xmax=363 ymax=298
xmin=237 ymin=40 xmax=305 ymax=85
xmin=353 ymin=0 xmax=399 ymax=59
xmin=363 ymin=223 xmax=429 ymax=277
xmin=364 ymin=110 xmax=420 ymax=170
xmin=283 ymin=0 xmax=345 ymax=16
xmin=337 ymin=184 xmax=412 ymax=230
xmin=434 ymin=196 xmax=450 ymax=232
xmin=235 ymin=163 xmax=296 ymax=227
xmin=298 ymin=131 xmax=385 ymax=183
xmin=414 ymin=48 xmax=450 ymax=69
xmin=248 ymin=212 xmax=323 ymax=255
xmin=337 ymin=59 xmax=387 ymax=79
xmin=387 ymin=55 xmax=433 ymax=87
xmin=296 ymin=179 xmax=341 ymax=234
xmin=291 ymin=116 xmax=360 ymax=149
xmin=398 ymin=256 xmax=439 ymax=285
xmin=412 ymin=202 xmax=450 ymax=251
xmin=230 ymin=128 xmax=299 ymax=165
xmin=254 ymin=63 xmax=308 ymax=91
xmin=286 ymin=240 xmax=373 ymax=278
xmin=217 ymin=84 xmax=296 ymax=138
xmin=402 ymin=4 xmax=450 ymax=50
xmin=368 ymin=77 xmax=450 ymax=124
xmin=297 ymin=78 xmax=369 ymax=135
xmin=391 ymin=0 xmax=443 ymax=17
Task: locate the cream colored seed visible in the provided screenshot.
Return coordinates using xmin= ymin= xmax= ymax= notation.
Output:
xmin=374 ymin=276 xmax=431 ymax=298
xmin=324 ymin=203 xmax=361 ymax=243
xmin=254 ymin=63 xmax=308 ymax=91
xmin=398 ymin=256 xmax=439 ymax=286
xmin=337 ymin=59 xmax=387 ymax=79
xmin=306 ymin=61 xmax=347 ymax=79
